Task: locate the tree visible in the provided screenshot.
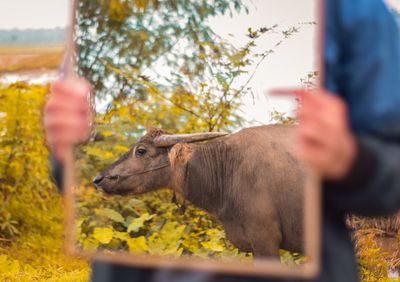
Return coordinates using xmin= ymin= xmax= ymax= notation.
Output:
xmin=76 ymin=0 xmax=312 ymax=133
xmin=76 ymin=0 xmax=246 ymax=101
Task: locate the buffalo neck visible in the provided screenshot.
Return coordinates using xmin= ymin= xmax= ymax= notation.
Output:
xmin=182 ymin=141 xmax=234 ymax=215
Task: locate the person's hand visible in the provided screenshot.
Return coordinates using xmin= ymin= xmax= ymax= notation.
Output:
xmin=44 ymin=78 xmax=92 ymax=162
xmin=294 ymin=89 xmax=357 ymax=180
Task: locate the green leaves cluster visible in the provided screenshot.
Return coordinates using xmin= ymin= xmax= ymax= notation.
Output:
xmin=76 ymin=187 xmax=252 ymax=260
xmin=76 ymin=0 xmax=246 ymax=100
xmin=76 ymin=0 xmax=314 ymax=134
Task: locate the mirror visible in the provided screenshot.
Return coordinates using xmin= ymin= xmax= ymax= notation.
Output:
xmin=0 ymin=0 xmax=71 ymax=84
xmin=68 ymin=0 xmax=322 ymax=278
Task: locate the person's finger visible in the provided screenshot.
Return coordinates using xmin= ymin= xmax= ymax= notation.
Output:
xmin=46 ymin=128 xmax=89 ymax=146
xmin=270 ymin=88 xmax=340 ymax=126
xmin=47 ymin=129 xmax=90 ymax=150
xmin=51 ymin=78 xmax=91 ymax=95
xmin=44 ymin=98 xmax=89 ymax=115
xmin=45 ymin=115 xmax=90 ymax=141
xmin=297 ymin=116 xmax=340 ymax=150
xmin=44 ymin=97 xmax=89 ymax=115
xmin=298 ymin=109 xmax=344 ymax=145
xmin=51 ymin=78 xmax=91 ymax=101
xmin=298 ymin=122 xmax=324 ymax=142
xmin=296 ymin=128 xmax=356 ymax=179
xmin=298 ymin=94 xmax=348 ymax=136
xmin=44 ymin=109 xmax=89 ymax=127
xmin=269 ymin=88 xmax=307 ymax=97
xmin=301 ymin=91 xmax=347 ymax=118
xmin=295 ymin=136 xmax=332 ymax=172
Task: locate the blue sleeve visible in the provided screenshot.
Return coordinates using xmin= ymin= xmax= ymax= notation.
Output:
xmin=51 ymin=155 xmax=64 ymax=193
xmin=324 ymin=0 xmax=400 ymax=215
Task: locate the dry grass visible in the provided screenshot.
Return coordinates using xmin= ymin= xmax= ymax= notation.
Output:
xmin=0 ymin=45 xmax=64 ymax=74
xmin=347 ymin=214 xmax=400 ymax=237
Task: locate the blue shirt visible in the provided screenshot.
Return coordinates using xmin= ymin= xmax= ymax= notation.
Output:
xmin=321 ymin=1 xmax=400 ymax=281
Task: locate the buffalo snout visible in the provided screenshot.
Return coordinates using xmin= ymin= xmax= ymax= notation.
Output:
xmin=93 ymin=175 xmax=104 ymax=187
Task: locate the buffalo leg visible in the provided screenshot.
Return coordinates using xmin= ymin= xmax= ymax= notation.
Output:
xmin=250 ymin=223 xmax=282 ymax=258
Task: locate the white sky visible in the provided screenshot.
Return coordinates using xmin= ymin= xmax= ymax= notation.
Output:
xmin=208 ymin=0 xmax=317 ymax=124
xmin=0 ymin=0 xmax=69 ymax=29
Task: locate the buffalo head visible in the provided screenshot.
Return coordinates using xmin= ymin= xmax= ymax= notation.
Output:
xmin=93 ymin=128 xmax=227 ymax=195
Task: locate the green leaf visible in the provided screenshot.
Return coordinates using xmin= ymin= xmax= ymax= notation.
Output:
xmin=92 ymin=227 xmax=113 ymax=244
xmin=216 ymin=73 xmax=226 ymax=85
xmin=95 ymin=208 xmax=124 ymax=223
xmin=128 ymin=198 xmax=148 ymax=210
xmin=127 ymin=213 xmax=155 ymax=233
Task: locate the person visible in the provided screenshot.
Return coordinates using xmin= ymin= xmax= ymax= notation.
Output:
xmin=44 ymin=0 xmax=400 ymax=281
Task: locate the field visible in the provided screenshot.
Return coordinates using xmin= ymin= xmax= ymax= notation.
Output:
xmin=0 ymin=45 xmax=64 ymax=74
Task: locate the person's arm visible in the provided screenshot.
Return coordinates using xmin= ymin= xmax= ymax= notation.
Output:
xmin=325 ymin=135 xmax=400 ymax=216
xmin=323 ymin=0 xmax=400 ymax=215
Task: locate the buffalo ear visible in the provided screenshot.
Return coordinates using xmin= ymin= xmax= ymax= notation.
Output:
xmin=168 ymin=143 xmax=193 ymax=168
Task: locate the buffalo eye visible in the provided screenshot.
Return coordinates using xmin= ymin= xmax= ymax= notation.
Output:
xmin=135 ymin=147 xmax=147 ymax=157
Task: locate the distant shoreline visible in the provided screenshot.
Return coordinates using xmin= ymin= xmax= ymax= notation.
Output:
xmin=0 ymin=27 xmax=66 ymax=45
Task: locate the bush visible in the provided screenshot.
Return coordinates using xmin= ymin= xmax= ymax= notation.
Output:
xmin=76 ymin=186 xmax=252 ymax=260
xmin=0 ymin=82 xmax=88 ymax=281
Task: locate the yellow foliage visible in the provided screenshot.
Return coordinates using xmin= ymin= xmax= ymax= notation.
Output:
xmin=354 ymin=229 xmax=398 ymax=282
xmin=127 ymin=213 xmax=155 ymax=233
xmin=93 ymin=227 xmax=114 ymax=244
xmin=128 ymin=236 xmax=149 ymax=252
xmin=0 ymin=83 xmax=89 ymax=281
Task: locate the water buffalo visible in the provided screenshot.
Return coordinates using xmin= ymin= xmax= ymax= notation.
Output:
xmin=93 ymin=125 xmax=305 ymax=257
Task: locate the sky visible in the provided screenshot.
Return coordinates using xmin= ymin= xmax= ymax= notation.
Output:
xmin=0 ymin=0 xmax=69 ymax=29
xmin=208 ymin=0 xmax=317 ymax=124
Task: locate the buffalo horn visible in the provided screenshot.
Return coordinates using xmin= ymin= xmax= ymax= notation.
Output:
xmin=153 ymin=132 xmax=228 ymax=147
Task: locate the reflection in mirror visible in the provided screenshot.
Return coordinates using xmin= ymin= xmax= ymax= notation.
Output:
xmin=73 ymin=0 xmax=319 ymax=275
xmin=0 ymin=0 xmax=69 ymax=84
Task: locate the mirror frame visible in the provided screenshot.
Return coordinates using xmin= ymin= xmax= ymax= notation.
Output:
xmin=63 ymin=0 xmax=324 ymax=278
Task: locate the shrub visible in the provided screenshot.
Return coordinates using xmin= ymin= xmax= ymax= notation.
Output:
xmin=0 ymin=82 xmax=88 ymax=281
